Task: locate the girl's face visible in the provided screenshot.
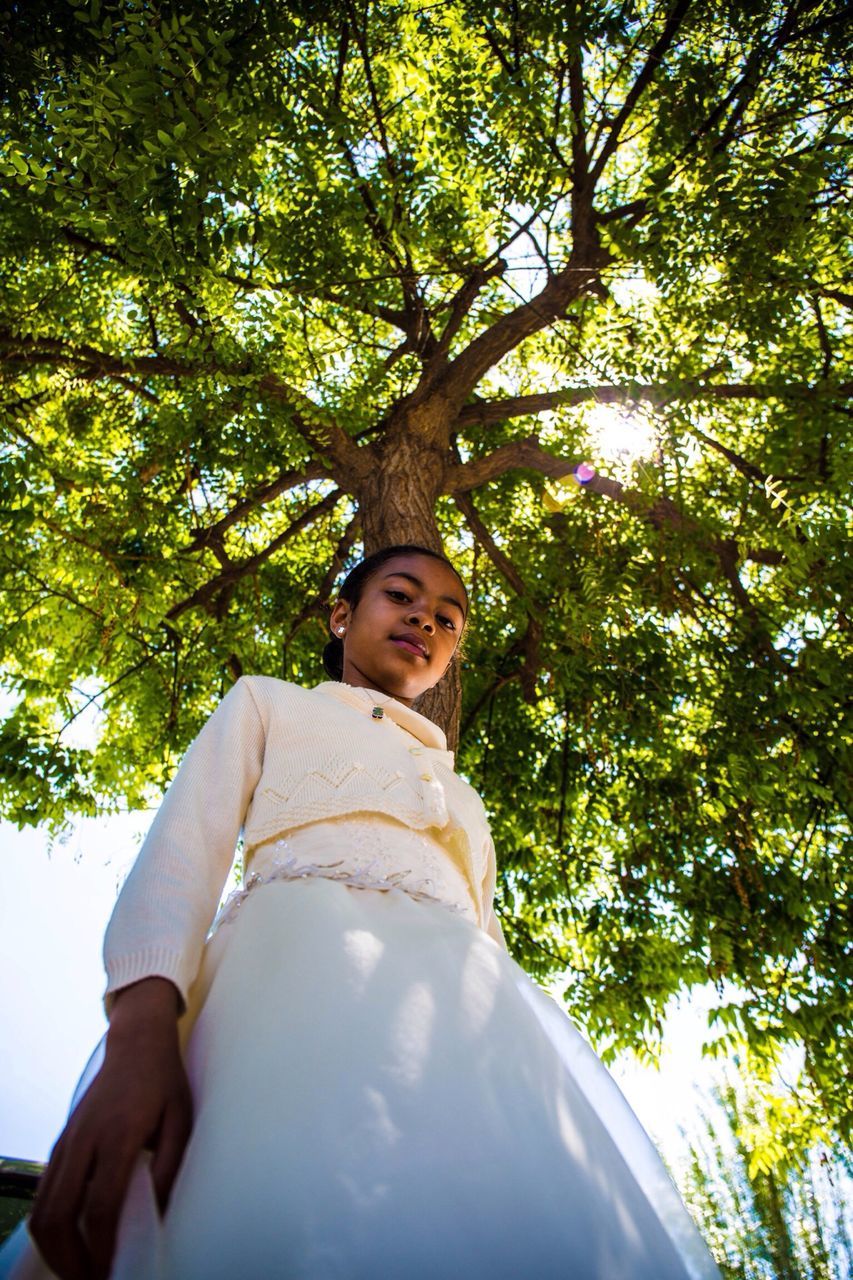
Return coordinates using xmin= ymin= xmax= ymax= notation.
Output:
xmin=329 ymin=553 xmax=467 ymax=705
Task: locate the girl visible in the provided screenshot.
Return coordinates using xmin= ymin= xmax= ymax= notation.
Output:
xmin=2 ymin=545 xmax=719 ymax=1280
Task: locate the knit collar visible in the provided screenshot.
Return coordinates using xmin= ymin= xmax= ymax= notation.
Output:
xmin=313 ymin=681 xmax=448 ymax=751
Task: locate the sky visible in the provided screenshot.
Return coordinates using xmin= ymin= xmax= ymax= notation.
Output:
xmin=0 ymin=807 xmax=723 ymax=1168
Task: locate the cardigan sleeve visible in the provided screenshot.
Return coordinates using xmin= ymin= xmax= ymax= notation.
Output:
xmin=103 ymin=677 xmax=267 ymax=1015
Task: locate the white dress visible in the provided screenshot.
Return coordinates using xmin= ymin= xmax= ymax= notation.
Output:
xmin=1 ymin=691 xmax=720 ymax=1280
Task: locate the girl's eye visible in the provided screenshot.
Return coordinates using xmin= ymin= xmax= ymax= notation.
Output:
xmin=386 ymin=590 xmax=456 ymax=631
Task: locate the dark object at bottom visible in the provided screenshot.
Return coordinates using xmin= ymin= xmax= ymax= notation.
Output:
xmin=0 ymin=1158 xmax=43 ymax=1246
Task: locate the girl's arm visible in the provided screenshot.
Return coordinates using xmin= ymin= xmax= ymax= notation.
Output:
xmin=103 ymin=676 xmax=266 ymax=1012
xmin=31 ymin=677 xmax=267 ymax=1280
xmin=30 ymin=977 xmax=190 ymax=1280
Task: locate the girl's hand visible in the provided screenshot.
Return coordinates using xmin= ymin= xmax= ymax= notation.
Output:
xmin=29 ymin=978 xmax=192 ymax=1280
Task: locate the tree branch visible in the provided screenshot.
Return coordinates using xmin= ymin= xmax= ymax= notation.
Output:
xmin=341 ymin=2 xmax=436 ymax=356
xmin=596 ymin=197 xmax=650 ymax=226
xmin=693 ymin=0 xmax=808 ymax=160
xmin=438 ymin=256 xmax=605 ymax=410
xmin=459 ymin=671 xmax=517 ymax=742
xmin=185 ymin=461 xmax=331 ymax=552
xmin=568 ymin=41 xmax=589 ymax=203
xmin=427 ymin=259 xmax=508 ymax=368
xmin=543 ymin=58 xmax=572 ymax=173
xmin=454 ymin=489 xmax=542 ymax=702
xmin=811 ymin=296 xmax=834 ymax=381
xmin=167 ymin=489 xmax=342 ymax=620
xmin=717 ymin=538 xmax=792 ymax=674
xmin=445 ymin=435 xmax=785 ymax=566
xmin=257 ymin=373 xmax=366 ymax=480
xmin=817 ymin=286 xmax=853 ymax=310
xmin=454 ymin=491 xmax=529 ymax=598
xmin=0 ymin=328 xmax=364 ymax=480
xmin=689 ymin=426 xmax=767 ymax=485
xmin=456 ymin=380 xmax=851 ymax=428
xmin=219 ymin=269 xmax=408 ymax=328
xmin=429 ymin=158 xmax=606 ymax=409
xmin=479 ymin=19 xmax=516 ymax=78
xmin=283 ymin=512 xmax=361 ymax=647
xmin=445 ymin=434 xmax=626 ymax=496
xmin=59 ymin=224 xmax=128 ymax=265
xmin=0 ymin=328 xmax=199 ymax=378
xmin=590 ymin=0 xmax=694 ymax=185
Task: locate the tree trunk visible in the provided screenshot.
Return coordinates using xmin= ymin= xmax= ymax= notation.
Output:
xmin=356 ymin=425 xmax=462 ymax=750
xmin=358 ymin=431 xmax=445 ymax=553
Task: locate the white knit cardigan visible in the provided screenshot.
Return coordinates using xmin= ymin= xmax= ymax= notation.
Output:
xmin=103 ymin=677 xmax=502 ymax=1011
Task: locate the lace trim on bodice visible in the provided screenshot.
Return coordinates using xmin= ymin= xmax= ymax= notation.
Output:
xmin=213 ymin=852 xmax=469 ymax=933
xmin=213 ymin=817 xmax=478 ymax=933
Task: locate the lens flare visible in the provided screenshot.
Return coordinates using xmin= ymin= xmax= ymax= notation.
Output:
xmin=586 ymin=406 xmax=657 ymax=462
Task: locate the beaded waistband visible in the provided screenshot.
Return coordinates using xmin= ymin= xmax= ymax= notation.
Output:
xmin=214 ymin=816 xmax=479 ymax=933
xmin=212 ymin=850 xmax=469 ymax=934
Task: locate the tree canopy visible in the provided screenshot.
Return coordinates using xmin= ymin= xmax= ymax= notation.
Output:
xmin=1 ymin=0 xmax=850 ymax=1136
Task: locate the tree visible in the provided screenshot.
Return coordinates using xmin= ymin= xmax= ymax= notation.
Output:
xmin=678 ymin=1074 xmax=853 ymax=1279
xmin=0 ymin=0 xmax=849 ymax=1135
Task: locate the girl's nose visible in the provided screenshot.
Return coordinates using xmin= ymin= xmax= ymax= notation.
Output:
xmin=407 ymin=611 xmax=434 ymax=634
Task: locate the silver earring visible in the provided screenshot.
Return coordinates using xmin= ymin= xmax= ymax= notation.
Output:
xmin=337 ymin=626 xmax=345 ymax=636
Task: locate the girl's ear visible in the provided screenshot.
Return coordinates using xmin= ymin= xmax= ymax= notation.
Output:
xmin=329 ymin=599 xmax=350 ymax=634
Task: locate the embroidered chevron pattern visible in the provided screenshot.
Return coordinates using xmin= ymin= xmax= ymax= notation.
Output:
xmin=263 ymin=756 xmax=409 ymax=807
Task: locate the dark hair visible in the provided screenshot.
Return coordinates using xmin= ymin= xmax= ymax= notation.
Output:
xmin=322 ymin=544 xmax=467 ymax=681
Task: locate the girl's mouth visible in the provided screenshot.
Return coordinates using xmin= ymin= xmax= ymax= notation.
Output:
xmin=391 ymin=636 xmax=428 ymax=658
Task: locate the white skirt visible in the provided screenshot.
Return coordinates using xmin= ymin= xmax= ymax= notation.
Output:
xmin=2 ymin=874 xmax=719 ymax=1280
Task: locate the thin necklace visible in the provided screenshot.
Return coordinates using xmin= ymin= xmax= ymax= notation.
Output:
xmin=352 ymin=687 xmax=395 ymax=720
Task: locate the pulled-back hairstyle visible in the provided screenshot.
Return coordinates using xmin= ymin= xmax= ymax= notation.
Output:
xmin=323 ymin=544 xmax=467 ymax=681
